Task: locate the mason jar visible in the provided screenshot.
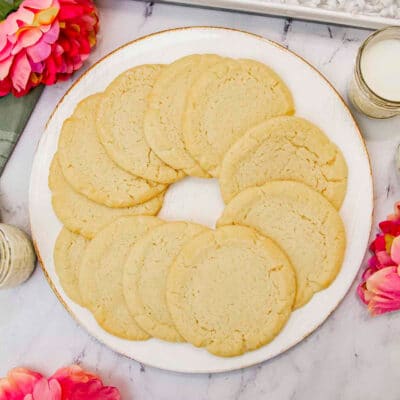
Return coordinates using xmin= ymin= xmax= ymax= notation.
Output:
xmin=0 ymin=224 xmax=36 ymax=289
xmin=349 ymin=26 xmax=400 ymax=119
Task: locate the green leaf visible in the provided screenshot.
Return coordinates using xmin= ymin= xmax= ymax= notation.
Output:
xmin=0 ymin=0 xmax=23 ymax=21
xmin=0 ymin=1 xmax=14 ymax=20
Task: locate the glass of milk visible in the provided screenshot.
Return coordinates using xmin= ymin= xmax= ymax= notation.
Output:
xmin=349 ymin=26 xmax=400 ymax=119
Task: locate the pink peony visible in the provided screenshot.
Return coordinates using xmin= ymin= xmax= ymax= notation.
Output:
xmin=358 ymin=266 xmax=400 ymax=316
xmin=0 ymin=0 xmax=98 ymax=97
xmin=0 ymin=368 xmax=43 ymax=399
xmin=358 ymin=201 xmax=400 ymax=316
xmin=0 ymin=365 xmax=120 ymax=400
xmin=50 ymin=366 xmax=120 ymax=400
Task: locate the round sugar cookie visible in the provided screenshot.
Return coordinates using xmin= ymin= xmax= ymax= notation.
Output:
xmin=166 ymin=225 xmax=296 ymax=357
xmin=79 ymin=216 xmax=163 ymax=340
xmin=183 ymin=58 xmax=294 ymax=177
xmin=58 ymin=94 xmax=166 ymax=208
xmin=54 ymin=228 xmax=88 ymax=306
xmin=217 ymin=181 xmax=346 ymax=308
xmin=144 ymin=54 xmax=221 ymax=177
xmin=219 ymin=116 xmax=348 ymax=208
xmin=49 ymin=155 xmax=164 ymax=239
xmin=97 ymin=65 xmax=184 ymax=184
xmin=123 ymin=221 xmax=208 ymax=342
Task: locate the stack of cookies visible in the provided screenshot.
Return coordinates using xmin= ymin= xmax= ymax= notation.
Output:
xmin=50 ymin=54 xmax=347 ymax=357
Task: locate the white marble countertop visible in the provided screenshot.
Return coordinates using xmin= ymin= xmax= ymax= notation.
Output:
xmin=1 ymin=1 xmax=400 ymax=398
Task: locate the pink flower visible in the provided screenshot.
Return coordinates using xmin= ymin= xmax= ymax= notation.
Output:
xmin=0 ymin=366 xmax=120 ymax=400
xmin=28 ymin=378 xmax=62 ymax=400
xmin=50 ymin=366 xmax=120 ymax=400
xmin=358 ymin=201 xmax=400 ymax=316
xmin=390 ymin=236 xmax=400 ymax=264
xmin=358 ymin=266 xmax=400 ymax=316
xmin=0 ymin=368 xmax=43 ymax=399
xmin=0 ymin=0 xmax=98 ymax=97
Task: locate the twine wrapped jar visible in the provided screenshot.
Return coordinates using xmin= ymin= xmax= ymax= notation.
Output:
xmin=0 ymin=224 xmax=36 ymax=289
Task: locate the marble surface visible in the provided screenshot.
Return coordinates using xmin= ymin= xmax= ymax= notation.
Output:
xmin=1 ymin=1 xmax=400 ymax=398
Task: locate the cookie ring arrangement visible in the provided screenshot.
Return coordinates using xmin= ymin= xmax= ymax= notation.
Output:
xmin=50 ymin=54 xmax=348 ymax=358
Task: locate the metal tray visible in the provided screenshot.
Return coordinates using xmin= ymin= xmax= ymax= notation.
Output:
xmin=158 ymin=0 xmax=400 ymax=29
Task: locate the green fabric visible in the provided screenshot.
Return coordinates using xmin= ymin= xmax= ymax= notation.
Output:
xmin=0 ymin=86 xmax=43 ymax=175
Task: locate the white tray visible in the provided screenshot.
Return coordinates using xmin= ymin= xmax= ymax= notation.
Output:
xmin=158 ymin=0 xmax=400 ymax=29
xmin=30 ymin=27 xmax=373 ymax=373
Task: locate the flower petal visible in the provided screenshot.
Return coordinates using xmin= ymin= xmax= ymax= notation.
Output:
xmin=388 ymin=202 xmax=400 ymax=221
xmin=0 ymin=55 xmax=14 ymax=80
xmin=0 ymin=0 xmax=98 ymax=96
xmin=43 ymin=21 xmax=60 ymax=44
xmin=359 ymin=266 xmax=400 ymax=316
xmin=0 ymin=78 xmax=12 ymax=97
xmin=10 ymin=52 xmax=31 ymax=91
xmin=32 ymin=7 xmax=60 ymax=26
xmin=50 ymin=365 xmax=120 ymax=400
xmin=0 ymin=368 xmax=43 ymax=399
xmin=30 ymin=61 xmax=44 ymax=73
xmin=50 ymin=365 xmax=97 ymax=385
xmin=23 ymin=0 xmax=55 ymax=10
xmin=12 ymin=28 xmax=42 ymax=55
xmin=65 ymin=380 xmax=121 ymax=400
xmin=9 ymin=7 xmax=35 ymax=31
xmin=379 ymin=220 xmax=400 ymax=236
xmin=375 ymin=250 xmax=393 ymax=267
xmin=0 ymin=40 xmax=13 ymax=62
xmin=369 ymin=234 xmax=386 ymax=252
xmin=391 ymin=236 xmax=400 ymax=264
xmin=32 ymin=378 xmax=61 ymax=400
xmin=26 ymin=38 xmax=52 ymax=63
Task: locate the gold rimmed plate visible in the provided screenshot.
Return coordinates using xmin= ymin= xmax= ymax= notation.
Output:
xmin=29 ymin=27 xmax=373 ymax=373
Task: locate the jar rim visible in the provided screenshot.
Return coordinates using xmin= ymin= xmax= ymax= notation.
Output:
xmin=356 ymin=26 xmax=400 ymax=106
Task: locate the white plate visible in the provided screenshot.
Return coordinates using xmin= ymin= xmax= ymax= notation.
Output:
xmin=29 ymin=27 xmax=373 ymax=374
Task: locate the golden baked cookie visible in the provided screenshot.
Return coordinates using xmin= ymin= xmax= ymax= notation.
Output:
xmin=217 ymin=181 xmax=346 ymax=308
xmin=97 ymin=65 xmax=184 ymax=184
xmin=58 ymin=94 xmax=166 ymax=207
xmin=54 ymin=227 xmax=88 ymax=306
xmin=123 ymin=221 xmax=208 ymax=342
xmin=79 ymin=216 xmax=163 ymax=340
xmin=144 ymin=55 xmax=221 ymax=177
xmin=49 ymin=154 xmax=164 ymax=239
xmin=166 ymin=225 xmax=296 ymax=357
xmin=183 ymin=58 xmax=294 ymax=177
xmin=219 ymin=116 xmax=348 ymax=208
